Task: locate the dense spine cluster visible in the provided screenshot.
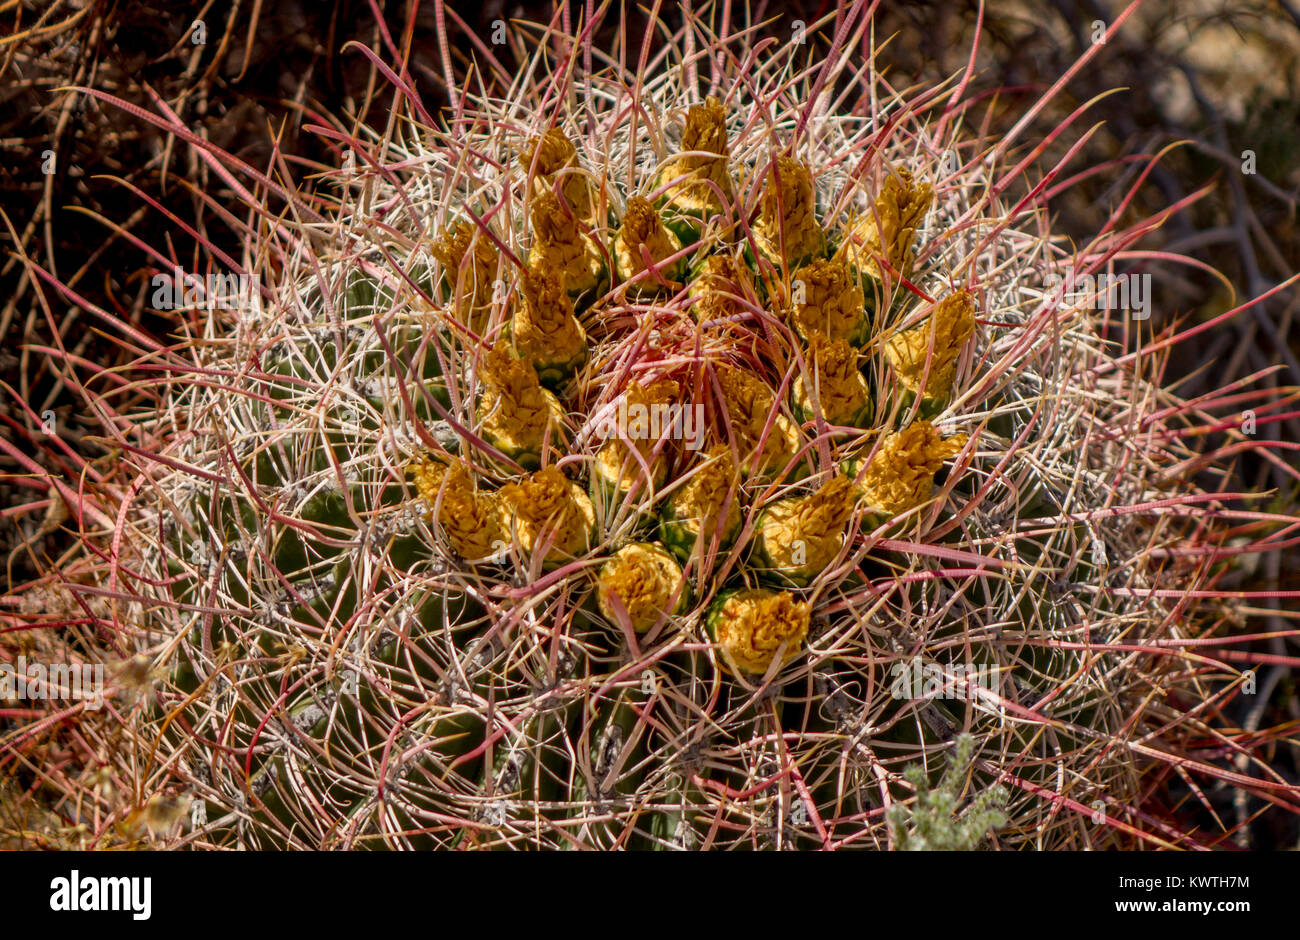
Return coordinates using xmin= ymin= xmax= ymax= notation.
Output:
xmin=57 ymin=4 xmax=1284 ymax=851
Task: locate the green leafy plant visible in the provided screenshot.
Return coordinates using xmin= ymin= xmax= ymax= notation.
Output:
xmin=886 ymin=735 xmax=1008 ymax=851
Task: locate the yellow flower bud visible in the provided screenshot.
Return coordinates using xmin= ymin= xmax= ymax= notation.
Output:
xmin=659 ymin=96 xmax=735 ymax=217
xmin=431 ymin=221 xmax=499 ymax=331
xmin=411 ymin=457 xmax=506 ymax=560
xmin=856 ymin=421 xmax=966 ymax=518
xmin=716 ymin=365 xmax=801 ymax=477
xmin=708 ymin=589 xmax=811 ymax=675
xmin=786 ymin=258 xmax=868 ymax=345
xmin=753 ymin=157 xmax=825 ymax=266
xmin=660 ymin=444 xmax=744 ymax=559
xmin=593 ymin=377 xmax=679 ymax=498
xmin=596 ymin=542 xmax=687 ymax=633
xmin=792 ymin=333 xmax=871 ymax=426
xmin=528 ymin=190 xmax=605 ymax=296
xmin=511 ymin=268 xmax=588 ymax=385
xmin=688 ymin=255 xmax=754 ymax=322
xmin=498 ymin=465 xmax=596 ymax=567
xmin=884 ymin=290 xmax=976 ymax=400
xmin=477 ymin=345 xmax=567 ymax=468
xmin=754 ymin=474 xmax=858 ymax=584
xmin=519 ymin=128 xmax=593 ymax=219
xmin=614 ymin=196 xmax=684 ymax=292
xmin=838 ymin=169 xmax=932 ymax=284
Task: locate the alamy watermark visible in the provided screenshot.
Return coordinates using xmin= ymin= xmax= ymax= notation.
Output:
xmin=889 ymin=656 xmax=1000 ymax=702
xmin=1044 ymin=271 xmax=1151 ymax=320
xmin=50 ymin=870 xmax=151 ymax=920
xmin=1 ymin=657 xmax=104 ymax=710
xmin=595 ymin=396 xmax=706 ymax=452
xmin=151 ymin=265 xmax=261 ymax=312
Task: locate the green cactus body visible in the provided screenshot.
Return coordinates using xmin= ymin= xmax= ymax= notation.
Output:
xmin=891 ymin=386 xmax=948 ymax=424
xmin=476 ymin=685 xmax=580 ymax=846
xmin=568 ymin=681 xmax=650 ymax=848
xmin=646 ymin=770 xmax=705 ymax=850
xmin=79 ymin=6 xmax=1271 ymax=853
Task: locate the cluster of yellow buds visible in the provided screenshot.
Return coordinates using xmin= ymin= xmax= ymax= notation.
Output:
xmin=417 ymin=117 xmax=971 ymax=684
xmin=412 ymin=457 xmax=596 ymax=571
xmin=659 ymin=444 xmax=743 ymax=561
xmin=687 ymin=255 xmax=754 ymax=323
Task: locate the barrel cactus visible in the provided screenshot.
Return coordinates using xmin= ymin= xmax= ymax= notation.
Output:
xmin=34 ymin=3 xmax=1298 ymax=850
